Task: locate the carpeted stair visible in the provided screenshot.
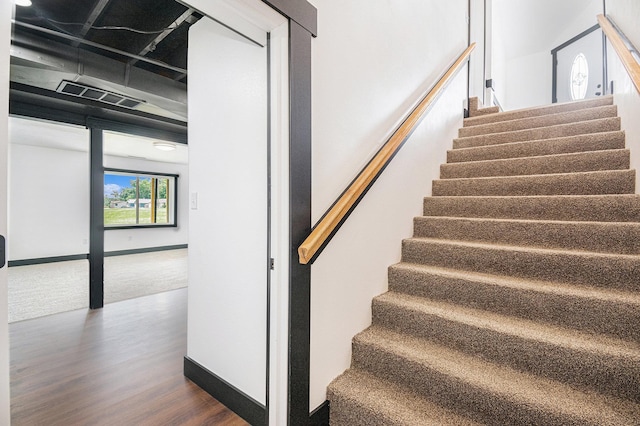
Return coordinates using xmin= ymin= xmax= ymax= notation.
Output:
xmin=327 ymin=96 xmax=640 ymax=425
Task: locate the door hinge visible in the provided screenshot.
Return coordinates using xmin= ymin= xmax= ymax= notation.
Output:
xmin=269 ymin=258 xmax=275 ymax=270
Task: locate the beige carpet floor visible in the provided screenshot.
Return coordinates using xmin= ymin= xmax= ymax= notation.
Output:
xmin=8 ymin=249 xmax=188 ymax=323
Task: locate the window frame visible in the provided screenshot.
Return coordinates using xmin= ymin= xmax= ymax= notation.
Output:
xmin=103 ymin=167 xmax=179 ymax=229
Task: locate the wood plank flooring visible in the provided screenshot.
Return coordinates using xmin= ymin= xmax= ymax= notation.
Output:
xmin=10 ymin=288 xmax=249 ymax=425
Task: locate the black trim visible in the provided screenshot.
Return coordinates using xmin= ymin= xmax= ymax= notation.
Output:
xmin=8 ymin=254 xmax=89 ymax=267
xmin=184 ymin=357 xmax=266 ymax=426
xmin=552 ymin=51 xmax=558 ymax=103
xmin=551 ymin=24 xmax=601 ymax=55
xmin=0 ymin=235 xmax=4 ymax=269
xmin=287 ymin=19 xmax=313 ymax=426
xmin=551 ymin=23 xmax=602 ymax=104
xmin=89 ymin=128 xmax=104 ymax=309
xmin=7 ymin=245 xmax=188 ymax=267
xmin=104 ymin=244 xmax=188 ymax=257
xmin=309 ymin=401 xmax=330 ymax=426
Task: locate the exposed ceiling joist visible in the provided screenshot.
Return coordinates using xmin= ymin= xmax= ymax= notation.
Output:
xmin=72 ymin=0 xmax=112 ymax=47
xmin=131 ymin=8 xmax=196 ymax=63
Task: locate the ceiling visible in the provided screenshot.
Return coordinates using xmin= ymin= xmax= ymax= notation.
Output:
xmin=493 ymin=0 xmax=602 ymax=59
xmin=11 ymin=0 xmax=202 ymax=122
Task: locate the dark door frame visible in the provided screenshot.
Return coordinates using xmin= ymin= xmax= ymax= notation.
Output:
xmin=551 ymin=23 xmax=605 ymax=103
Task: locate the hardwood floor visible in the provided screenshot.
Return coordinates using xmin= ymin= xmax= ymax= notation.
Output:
xmin=10 ymin=288 xmax=249 ymax=426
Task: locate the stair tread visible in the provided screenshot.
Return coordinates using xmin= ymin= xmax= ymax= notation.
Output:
xmin=435 ymin=168 xmax=633 ymax=182
xmin=388 ymin=262 xmax=640 ymax=342
xmin=390 ymin=262 xmax=640 ymax=310
xmin=448 ymin=131 xmax=626 ymax=162
xmin=440 ymin=149 xmax=630 ymax=179
xmin=374 ymin=292 xmax=640 ymax=359
xmin=432 ymin=169 xmax=636 ymax=197
xmin=459 ymin=105 xmax=617 ymax=137
xmin=402 ymin=237 xmax=640 ymax=291
xmin=329 ymin=369 xmax=481 ymax=426
xmin=404 ymin=236 xmax=640 ymax=259
xmin=464 ymin=96 xmax=613 ymax=127
xmin=414 ymin=215 xmax=640 ymax=254
xmin=354 ymin=325 xmax=640 ymax=424
xmin=425 ymin=193 xmax=640 ymax=201
xmin=416 ymin=215 xmax=640 ymax=228
xmin=454 ymin=117 xmax=621 ymax=149
xmin=443 ymin=149 xmax=628 ymax=167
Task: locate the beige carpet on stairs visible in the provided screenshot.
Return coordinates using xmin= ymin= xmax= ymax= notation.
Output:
xmin=327 ymin=96 xmax=640 ymax=425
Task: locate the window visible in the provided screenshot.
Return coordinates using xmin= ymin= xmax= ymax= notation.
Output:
xmin=104 ymin=169 xmax=178 ymax=228
xmin=570 ymin=53 xmax=589 ymax=101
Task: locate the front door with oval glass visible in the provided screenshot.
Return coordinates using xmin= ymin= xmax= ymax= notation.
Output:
xmin=552 ymin=26 xmax=605 ymax=103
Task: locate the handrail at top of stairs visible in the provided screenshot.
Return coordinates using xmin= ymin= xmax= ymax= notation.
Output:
xmin=598 ymin=14 xmax=640 ymax=95
xmin=297 ymin=43 xmax=476 ymax=265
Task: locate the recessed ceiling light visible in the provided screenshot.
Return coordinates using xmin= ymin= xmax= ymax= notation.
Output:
xmin=15 ymin=0 xmax=32 ymax=7
xmin=153 ymin=142 xmax=176 ymax=151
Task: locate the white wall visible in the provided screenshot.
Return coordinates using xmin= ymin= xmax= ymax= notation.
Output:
xmin=0 ymin=1 xmax=11 ymax=422
xmin=504 ymin=50 xmax=551 ymax=110
xmin=606 ymin=0 xmax=640 ymax=191
xmin=8 ymin=117 xmax=188 ymax=260
xmin=308 ymin=0 xmax=468 ymax=410
xmin=8 ymin=142 xmax=90 ymax=260
xmin=491 ymin=0 xmax=602 ymax=110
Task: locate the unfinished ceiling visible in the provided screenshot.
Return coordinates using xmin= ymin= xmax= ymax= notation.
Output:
xmin=10 ymin=0 xmax=203 ymax=122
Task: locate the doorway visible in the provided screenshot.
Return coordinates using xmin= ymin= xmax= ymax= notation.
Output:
xmin=552 ymin=24 xmax=606 ymax=103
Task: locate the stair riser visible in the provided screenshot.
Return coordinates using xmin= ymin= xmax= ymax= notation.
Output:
xmin=327 ymin=394 xmax=401 ymax=426
xmin=423 ymin=196 xmax=640 ymax=222
xmin=469 ymin=106 xmax=500 ymax=117
xmin=352 ymin=340 xmax=607 ymax=426
xmin=463 ymin=96 xmax=613 ymax=127
xmin=454 ymin=117 xmax=621 ymax=149
xmin=459 ymin=105 xmax=617 ymax=137
xmin=413 ymin=217 xmax=640 ymax=254
xmin=371 ymin=301 xmax=640 ymax=402
xmin=388 ymin=265 xmax=640 ymax=342
xmin=447 ymin=132 xmax=626 ymax=163
xmin=440 ymin=150 xmax=630 ymax=179
xmin=432 ymin=170 xmax=635 ymax=197
xmin=401 ymin=239 xmax=640 ymax=292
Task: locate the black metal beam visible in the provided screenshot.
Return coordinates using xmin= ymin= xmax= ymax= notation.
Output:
xmin=89 ymin=127 xmax=104 ymax=309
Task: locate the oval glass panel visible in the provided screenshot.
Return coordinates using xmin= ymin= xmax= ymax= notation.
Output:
xmin=570 ymin=53 xmax=589 ymax=100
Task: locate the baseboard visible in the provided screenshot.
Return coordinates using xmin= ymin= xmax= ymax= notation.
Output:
xmin=8 ymin=244 xmax=188 ymax=267
xmin=309 ymin=400 xmax=330 ymax=425
xmin=183 ymin=357 xmax=266 ymax=426
xmin=8 ymin=254 xmax=89 ymax=267
xmin=104 ymin=244 xmax=188 ymax=257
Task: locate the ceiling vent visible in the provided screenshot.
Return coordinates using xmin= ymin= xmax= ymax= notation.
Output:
xmin=56 ymin=80 xmax=145 ymax=110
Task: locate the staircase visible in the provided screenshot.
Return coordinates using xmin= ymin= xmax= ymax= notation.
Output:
xmin=327 ymin=96 xmax=640 ymax=425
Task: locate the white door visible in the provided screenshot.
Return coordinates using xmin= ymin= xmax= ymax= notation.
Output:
xmin=187 ymin=16 xmax=269 ymax=405
xmin=0 ymin=1 xmax=11 ymax=423
xmin=555 ymin=28 xmax=605 ymax=103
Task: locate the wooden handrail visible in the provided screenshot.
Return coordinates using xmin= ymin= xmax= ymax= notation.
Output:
xmin=598 ymin=14 xmax=640 ymax=94
xmin=298 ymin=43 xmax=476 ymax=264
